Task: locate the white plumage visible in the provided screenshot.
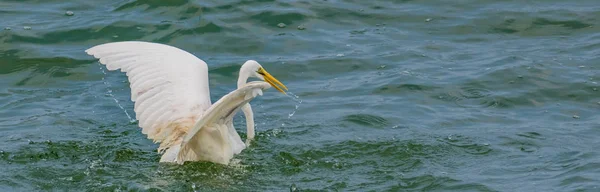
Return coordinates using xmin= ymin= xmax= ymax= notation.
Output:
xmin=86 ymin=41 xmax=287 ymax=165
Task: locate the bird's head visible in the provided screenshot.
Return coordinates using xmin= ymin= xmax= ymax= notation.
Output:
xmin=239 ymin=60 xmax=288 ymax=94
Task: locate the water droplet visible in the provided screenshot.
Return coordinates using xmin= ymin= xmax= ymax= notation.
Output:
xmin=4 ymin=27 xmax=11 ymax=30
xmin=425 ymin=18 xmax=432 ymax=22
xmin=288 ymin=110 xmax=296 ymax=118
xmin=297 ymin=25 xmax=306 ymax=30
xmin=23 ymin=26 xmax=31 ymax=30
xmin=65 ymin=11 xmax=74 ymax=16
xmin=99 ymin=64 xmax=134 ymax=121
xmin=518 ymin=75 xmax=523 ymax=78
xmin=284 ymin=92 xmax=302 ymax=118
xmin=573 ymin=115 xmax=580 ymax=119
xmin=277 ymin=23 xmax=286 ymax=28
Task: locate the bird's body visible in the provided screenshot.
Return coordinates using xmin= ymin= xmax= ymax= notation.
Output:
xmin=86 ymin=41 xmax=287 ymax=165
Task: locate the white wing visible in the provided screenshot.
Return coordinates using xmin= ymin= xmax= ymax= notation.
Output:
xmin=176 ymin=81 xmax=270 ymax=164
xmin=86 ymin=41 xmax=212 ymax=152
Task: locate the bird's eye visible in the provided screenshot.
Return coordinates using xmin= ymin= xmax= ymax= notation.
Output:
xmin=257 ymin=68 xmax=265 ymax=75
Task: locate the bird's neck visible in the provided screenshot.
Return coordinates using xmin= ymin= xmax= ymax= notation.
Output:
xmin=237 ymin=75 xmax=249 ymax=88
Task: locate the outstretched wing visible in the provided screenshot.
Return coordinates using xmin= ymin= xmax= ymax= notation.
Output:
xmin=176 ymin=81 xmax=271 ymax=164
xmin=86 ymin=41 xmax=212 ymax=151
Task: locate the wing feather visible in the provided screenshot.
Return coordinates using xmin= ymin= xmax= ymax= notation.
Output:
xmin=125 ymin=61 xmax=156 ymax=77
xmin=87 ymin=41 xmax=212 ymax=150
xmin=137 ymin=96 xmax=168 ymax=124
xmin=151 ymin=111 xmax=173 ymax=131
xmin=130 ymin=69 xmax=162 ymax=84
xmin=100 ymin=54 xmax=140 ymax=70
xmin=133 ymin=83 xmax=167 ymax=110
xmin=176 ymin=81 xmax=270 ymax=164
xmin=132 ymin=81 xmax=168 ymax=102
xmin=117 ymin=57 xmax=155 ymax=71
xmin=142 ymin=104 xmax=169 ymax=128
xmin=138 ymin=91 xmax=171 ymax=128
xmin=131 ymin=77 xmax=165 ymax=97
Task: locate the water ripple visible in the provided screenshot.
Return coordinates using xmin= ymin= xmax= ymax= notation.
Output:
xmin=342 ymin=114 xmax=388 ymax=128
xmin=1 ymin=0 xmax=600 ymax=191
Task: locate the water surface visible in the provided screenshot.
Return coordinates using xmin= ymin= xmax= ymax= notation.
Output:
xmin=1 ymin=0 xmax=600 ymax=191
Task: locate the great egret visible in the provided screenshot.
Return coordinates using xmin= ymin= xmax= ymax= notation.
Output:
xmin=85 ymin=41 xmax=288 ymax=165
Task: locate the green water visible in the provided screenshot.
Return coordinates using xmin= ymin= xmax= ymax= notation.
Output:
xmin=1 ymin=0 xmax=600 ymax=191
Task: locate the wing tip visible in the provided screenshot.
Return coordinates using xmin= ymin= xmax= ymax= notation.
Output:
xmin=84 ymin=46 xmax=103 ymax=59
xmin=84 ymin=48 xmax=95 ymax=56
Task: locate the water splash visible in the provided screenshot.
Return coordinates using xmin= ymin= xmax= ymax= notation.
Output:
xmin=98 ymin=65 xmax=136 ymax=123
xmin=285 ymin=92 xmax=302 ymax=119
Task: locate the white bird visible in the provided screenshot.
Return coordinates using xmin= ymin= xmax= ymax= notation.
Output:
xmin=85 ymin=41 xmax=288 ymax=165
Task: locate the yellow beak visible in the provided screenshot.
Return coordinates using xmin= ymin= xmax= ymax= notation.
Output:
xmin=259 ymin=68 xmax=288 ymax=94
